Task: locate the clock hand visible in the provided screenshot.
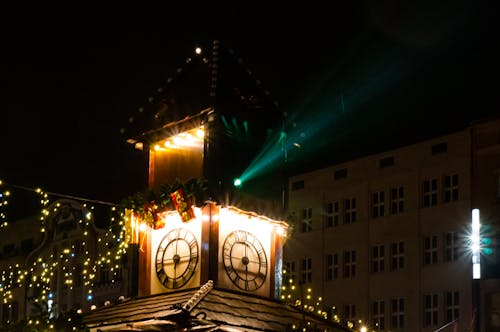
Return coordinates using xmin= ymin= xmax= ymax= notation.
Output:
xmin=245 ymin=264 xmax=249 ymax=290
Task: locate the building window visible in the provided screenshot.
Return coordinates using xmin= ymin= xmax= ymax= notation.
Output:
xmin=444 ymin=232 xmax=459 ymax=262
xmin=423 ymin=178 xmax=438 ymax=207
xmin=301 ymin=258 xmax=312 ymax=283
xmin=424 ymin=235 xmax=438 ymax=265
xmin=326 ymin=201 xmax=340 ymax=227
xmin=344 ymin=304 xmax=356 ymax=321
xmin=301 ymin=208 xmax=312 ymax=232
xmin=390 ymin=186 xmax=404 ymax=214
xmin=113 ymin=266 xmax=122 ymax=282
xmin=372 ymin=244 xmax=385 ymax=273
xmin=74 ymin=264 xmax=83 ymax=288
xmin=372 ymin=300 xmax=385 ymax=331
xmin=334 ymin=168 xmax=347 ymax=180
xmin=372 ymin=191 xmax=385 ymax=218
xmin=291 ymin=180 xmax=304 ymax=191
xmin=443 ymin=174 xmax=459 ymax=202
xmin=1 ymin=302 xmax=18 ymax=322
xmin=391 ymin=298 xmax=405 ymax=329
xmin=391 ymin=241 xmax=405 ymax=270
xmin=74 ymin=240 xmax=85 ymax=255
xmin=444 ymin=291 xmax=459 ymax=323
xmin=100 ymin=265 xmax=111 ymax=285
xmin=380 ymin=156 xmax=394 ymax=168
xmin=284 ymin=261 xmax=296 ymax=283
xmin=343 ymin=250 xmax=356 ymax=278
xmin=326 ymin=253 xmax=339 ymax=281
xmin=432 ymin=142 xmax=448 ymax=155
xmin=344 ymin=198 xmax=356 ymax=224
xmin=424 ymin=293 xmax=439 ymax=327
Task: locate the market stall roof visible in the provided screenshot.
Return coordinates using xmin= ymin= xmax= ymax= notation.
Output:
xmin=83 ymin=281 xmax=351 ymax=332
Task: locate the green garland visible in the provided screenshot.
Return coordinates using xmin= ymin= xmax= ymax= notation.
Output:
xmin=119 ymin=178 xmax=209 ymax=227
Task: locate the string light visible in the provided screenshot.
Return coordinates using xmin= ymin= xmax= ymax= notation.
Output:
xmin=0 ymin=181 xmax=127 ymax=318
xmin=280 ymin=267 xmax=363 ymax=330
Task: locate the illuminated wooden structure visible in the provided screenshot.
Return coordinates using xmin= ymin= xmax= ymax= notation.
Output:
xmin=122 ymin=40 xmax=285 ymax=209
xmin=83 ymin=40 xmax=349 ymax=332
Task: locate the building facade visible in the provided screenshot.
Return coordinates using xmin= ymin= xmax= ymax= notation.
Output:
xmin=284 ymin=116 xmax=500 ymax=331
xmin=0 ymin=198 xmax=135 ymax=325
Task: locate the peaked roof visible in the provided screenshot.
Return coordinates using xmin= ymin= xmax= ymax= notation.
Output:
xmin=83 ymin=281 xmax=351 ymax=332
xmin=120 ymin=40 xmax=282 ymax=147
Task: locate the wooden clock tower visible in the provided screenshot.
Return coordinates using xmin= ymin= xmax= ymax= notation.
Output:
xmin=121 ymin=40 xmax=287 ymax=299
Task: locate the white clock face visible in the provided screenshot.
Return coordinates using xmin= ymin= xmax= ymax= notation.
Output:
xmin=155 ymin=228 xmax=199 ymax=289
xmin=222 ymin=230 xmax=267 ymax=291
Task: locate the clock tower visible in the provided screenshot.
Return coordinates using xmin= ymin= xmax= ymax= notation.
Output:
xmin=122 ymin=40 xmax=287 ymax=298
xmin=139 ymin=202 xmax=287 ymax=298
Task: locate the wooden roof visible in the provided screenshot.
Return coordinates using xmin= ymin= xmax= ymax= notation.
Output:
xmin=83 ymin=281 xmax=350 ymax=332
xmin=121 ymin=40 xmax=281 ymax=146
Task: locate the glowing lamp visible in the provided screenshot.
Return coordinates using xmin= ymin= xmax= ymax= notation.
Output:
xmin=234 ymin=178 xmax=242 ymax=187
xmin=471 ymin=208 xmax=481 ymax=279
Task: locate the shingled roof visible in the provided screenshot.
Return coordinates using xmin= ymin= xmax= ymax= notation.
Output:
xmin=83 ymin=281 xmax=351 ymax=331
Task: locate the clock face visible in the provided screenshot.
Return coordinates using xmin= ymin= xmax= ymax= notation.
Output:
xmin=222 ymin=230 xmax=268 ymax=291
xmin=155 ymin=228 xmax=199 ymax=289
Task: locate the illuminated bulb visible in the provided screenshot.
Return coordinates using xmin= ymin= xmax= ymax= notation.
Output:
xmin=195 ymin=47 xmax=202 ymax=55
xmin=173 ymin=136 xmax=184 ymax=145
xmin=275 ymin=226 xmax=284 ymax=236
xmin=154 ymin=144 xmax=161 ymax=151
xmin=196 ymin=128 xmax=204 ymax=138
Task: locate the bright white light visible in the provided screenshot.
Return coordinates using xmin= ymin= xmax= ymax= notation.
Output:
xmin=472 ymin=208 xmax=481 ymax=280
xmin=173 ymin=136 xmax=184 ymax=146
xmin=472 ymin=208 xmax=480 ymax=226
xmin=139 ymin=223 xmax=147 ymax=232
xmin=473 ymin=263 xmax=481 ymax=279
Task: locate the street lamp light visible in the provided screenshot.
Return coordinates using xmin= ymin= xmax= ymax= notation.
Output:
xmin=471 ymin=208 xmax=481 ymax=332
xmin=471 ymin=208 xmax=481 ymax=279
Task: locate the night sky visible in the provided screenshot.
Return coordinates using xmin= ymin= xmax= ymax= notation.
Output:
xmin=2 ymin=4 xmax=499 ymax=217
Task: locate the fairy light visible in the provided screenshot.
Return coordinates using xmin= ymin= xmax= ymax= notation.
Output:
xmin=0 ymin=180 xmax=9 ymax=228
xmin=0 ymin=184 xmax=131 ymax=317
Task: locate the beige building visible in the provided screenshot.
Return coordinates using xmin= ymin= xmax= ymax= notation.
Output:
xmin=0 ymin=198 xmax=136 ymax=324
xmin=284 ymin=116 xmax=500 ymax=331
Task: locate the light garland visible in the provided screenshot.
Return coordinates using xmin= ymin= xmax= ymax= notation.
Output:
xmin=280 ymin=268 xmax=368 ymax=331
xmin=0 ymin=182 xmax=128 ymax=316
xmin=0 ymin=180 xmax=9 ymax=228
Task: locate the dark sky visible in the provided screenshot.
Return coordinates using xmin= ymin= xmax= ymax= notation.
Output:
xmin=1 ymin=3 xmax=499 ymax=213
